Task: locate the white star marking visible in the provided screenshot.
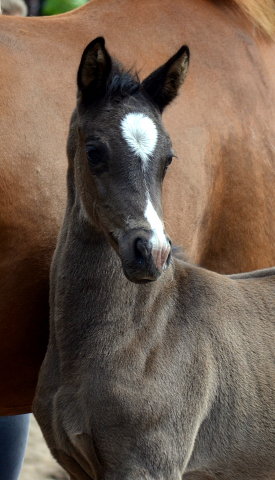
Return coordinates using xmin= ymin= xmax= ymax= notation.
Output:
xmin=120 ymin=113 xmax=158 ymax=168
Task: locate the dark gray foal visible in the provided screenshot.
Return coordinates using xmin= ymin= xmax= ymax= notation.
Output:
xmin=33 ymin=38 xmax=275 ymax=480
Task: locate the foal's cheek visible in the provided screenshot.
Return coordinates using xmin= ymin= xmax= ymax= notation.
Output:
xmin=92 ymin=176 xmax=109 ymax=202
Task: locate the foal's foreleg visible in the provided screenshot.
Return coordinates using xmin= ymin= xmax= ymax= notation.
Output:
xmin=53 ymin=449 xmax=94 ymax=480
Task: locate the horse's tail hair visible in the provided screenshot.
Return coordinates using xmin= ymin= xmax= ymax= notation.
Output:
xmin=226 ymin=0 xmax=275 ymax=39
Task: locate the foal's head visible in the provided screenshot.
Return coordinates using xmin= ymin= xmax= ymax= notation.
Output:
xmin=71 ymin=37 xmax=189 ymax=283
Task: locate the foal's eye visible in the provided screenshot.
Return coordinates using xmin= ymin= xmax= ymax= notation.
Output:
xmin=163 ymin=155 xmax=174 ymax=177
xmin=86 ymin=146 xmax=102 ymax=166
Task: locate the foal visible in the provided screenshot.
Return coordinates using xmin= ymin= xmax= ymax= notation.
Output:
xmin=34 ymin=38 xmax=275 ymax=480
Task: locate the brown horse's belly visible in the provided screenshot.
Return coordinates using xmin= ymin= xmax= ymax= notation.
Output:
xmin=0 ymin=168 xmax=66 ymax=413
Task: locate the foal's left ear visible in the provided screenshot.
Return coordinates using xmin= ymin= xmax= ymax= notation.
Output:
xmin=77 ymin=36 xmax=112 ymax=104
xmin=141 ymin=45 xmax=190 ymax=112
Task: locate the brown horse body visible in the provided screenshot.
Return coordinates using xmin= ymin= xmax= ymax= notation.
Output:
xmin=1 ymin=0 xmax=275 ymax=414
xmin=34 ymin=39 xmax=275 ymax=479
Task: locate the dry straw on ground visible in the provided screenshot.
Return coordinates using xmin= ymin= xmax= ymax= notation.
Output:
xmin=20 ymin=415 xmax=67 ymax=480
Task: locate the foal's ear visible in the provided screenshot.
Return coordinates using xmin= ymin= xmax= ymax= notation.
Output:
xmin=77 ymin=37 xmax=112 ymax=103
xmin=141 ymin=46 xmax=190 ymax=112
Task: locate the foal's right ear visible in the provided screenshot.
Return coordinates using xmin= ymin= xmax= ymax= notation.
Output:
xmin=77 ymin=37 xmax=112 ymax=104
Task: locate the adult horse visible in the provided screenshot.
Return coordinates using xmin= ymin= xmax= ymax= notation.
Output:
xmin=1 ymin=0 xmax=275 ymax=415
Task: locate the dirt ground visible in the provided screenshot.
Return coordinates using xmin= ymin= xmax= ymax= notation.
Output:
xmin=19 ymin=415 xmax=68 ymax=480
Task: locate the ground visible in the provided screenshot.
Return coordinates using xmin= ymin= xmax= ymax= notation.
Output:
xmin=20 ymin=415 xmax=68 ymax=480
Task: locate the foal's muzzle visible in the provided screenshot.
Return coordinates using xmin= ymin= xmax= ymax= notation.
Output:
xmin=118 ymin=229 xmax=172 ymax=283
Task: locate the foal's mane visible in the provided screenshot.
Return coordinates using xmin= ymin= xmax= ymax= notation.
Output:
xmin=221 ymin=0 xmax=275 ymax=39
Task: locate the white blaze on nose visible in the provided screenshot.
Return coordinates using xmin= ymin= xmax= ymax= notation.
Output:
xmin=145 ymin=196 xmax=168 ymax=250
xmin=120 ymin=113 xmax=158 ymax=168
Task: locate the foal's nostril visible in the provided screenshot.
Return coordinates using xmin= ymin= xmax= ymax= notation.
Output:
xmin=134 ymin=237 xmax=151 ymax=265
